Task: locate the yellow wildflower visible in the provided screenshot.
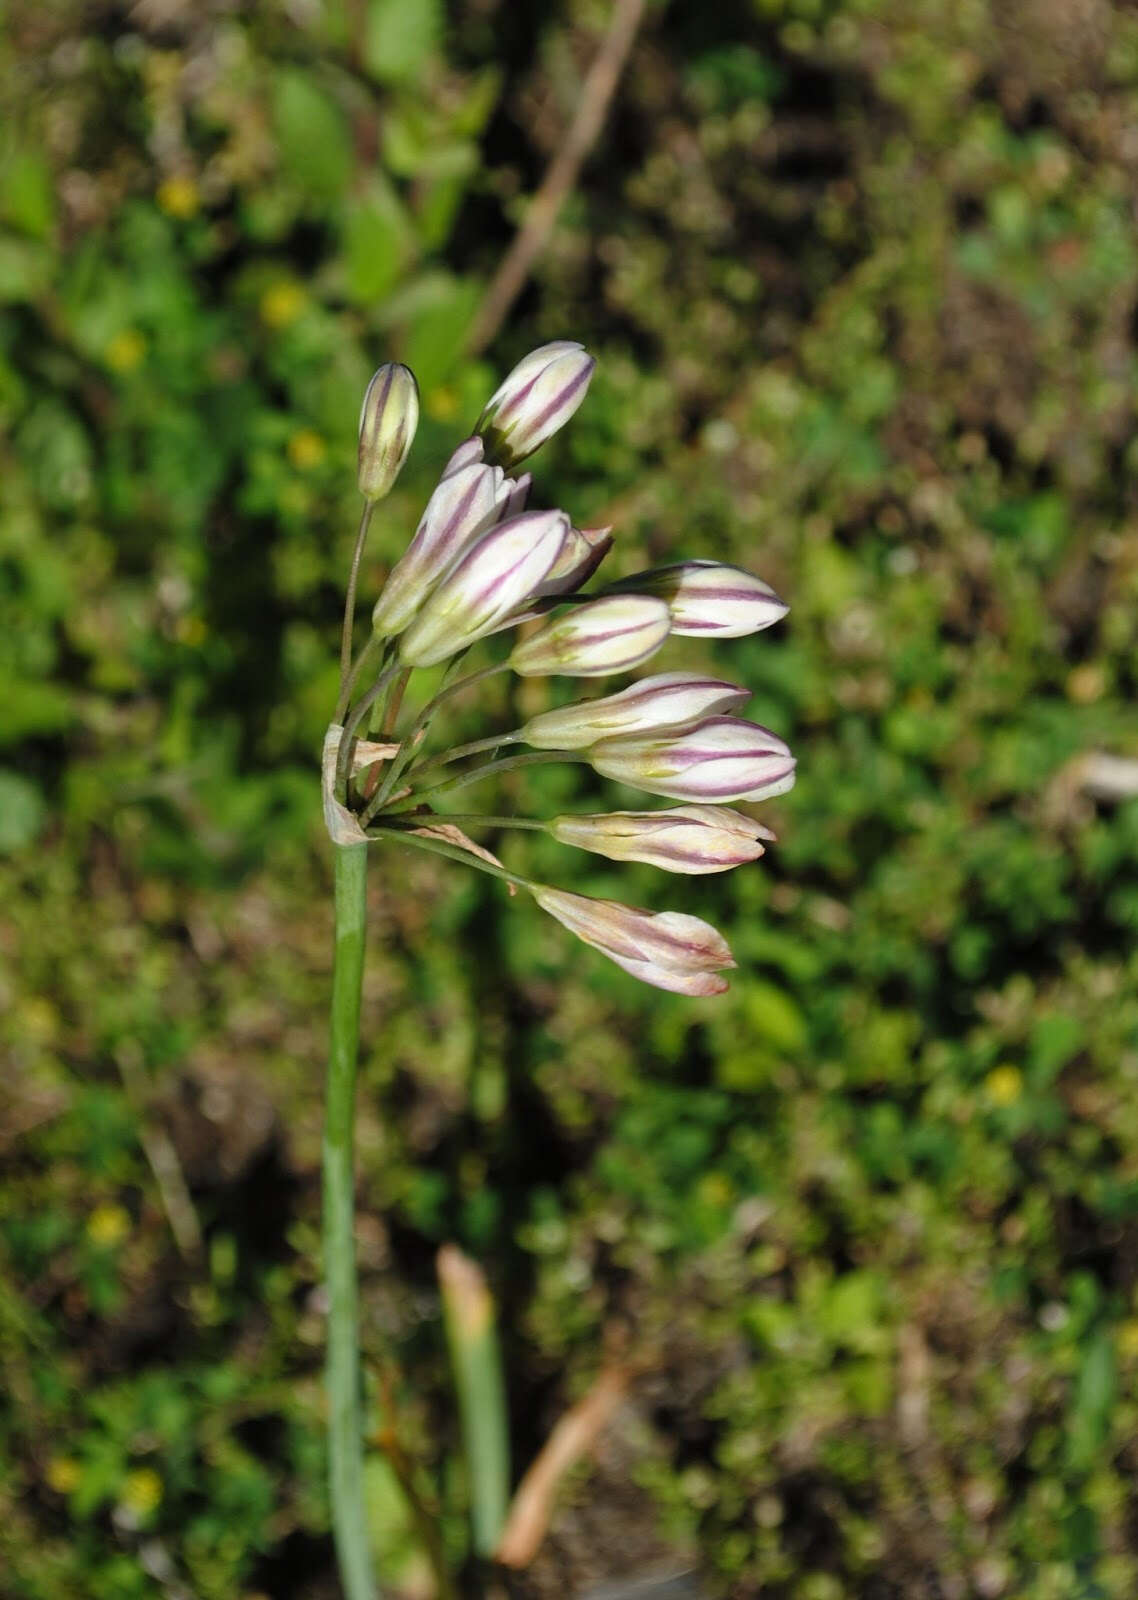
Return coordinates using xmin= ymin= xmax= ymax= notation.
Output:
xmin=156 ymin=176 xmax=200 ymax=220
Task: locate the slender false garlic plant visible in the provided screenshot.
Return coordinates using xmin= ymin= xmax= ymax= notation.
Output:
xmin=323 ymin=342 xmax=795 ymax=1597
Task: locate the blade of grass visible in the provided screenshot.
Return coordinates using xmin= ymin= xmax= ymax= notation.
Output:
xmin=437 ymin=1245 xmax=510 ymax=1558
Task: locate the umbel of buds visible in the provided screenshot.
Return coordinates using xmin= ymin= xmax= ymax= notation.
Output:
xmin=326 ymin=340 xmax=795 ymax=995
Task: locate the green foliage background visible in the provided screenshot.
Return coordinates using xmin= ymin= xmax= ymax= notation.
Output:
xmin=3 ymin=1 xmax=1138 ymax=1596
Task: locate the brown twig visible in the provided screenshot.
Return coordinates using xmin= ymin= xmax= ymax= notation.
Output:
xmin=494 ymin=1365 xmax=629 ymax=1570
xmin=465 ymin=0 xmax=648 ymax=357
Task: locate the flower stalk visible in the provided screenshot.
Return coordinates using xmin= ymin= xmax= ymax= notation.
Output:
xmin=325 ymin=841 xmax=376 ymax=1600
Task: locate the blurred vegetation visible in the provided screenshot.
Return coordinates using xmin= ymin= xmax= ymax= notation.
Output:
xmin=3 ymin=0 xmax=1138 ymax=1596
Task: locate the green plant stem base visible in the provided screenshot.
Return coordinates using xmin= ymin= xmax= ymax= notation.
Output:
xmin=325 ymin=841 xmax=376 ymax=1600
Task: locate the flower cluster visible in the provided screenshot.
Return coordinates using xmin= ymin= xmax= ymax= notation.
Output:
xmin=326 ymin=342 xmax=794 ymax=996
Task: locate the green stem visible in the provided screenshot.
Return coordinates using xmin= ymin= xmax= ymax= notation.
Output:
xmin=337 ymin=665 xmax=402 ymax=800
xmin=341 ymin=503 xmax=376 ymax=688
xmin=407 ymin=813 xmax=546 ymax=832
xmin=410 ymin=731 xmax=524 ymax=777
xmin=361 ymin=658 xmax=504 ymax=827
xmin=325 ymin=843 xmax=376 ymax=1600
xmin=335 ymin=633 xmax=386 ymax=728
xmin=378 ymin=825 xmax=533 ymax=891
xmin=402 ymin=750 xmax=585 ymax=808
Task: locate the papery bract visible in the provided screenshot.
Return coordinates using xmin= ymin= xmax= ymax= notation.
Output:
xmin=531 ymin=885 xmax=736 ymax=995
xmin=589 ymin=715 xmax=796 ymax=802
xmin=521 ymin=671 xmax=749 ymax=751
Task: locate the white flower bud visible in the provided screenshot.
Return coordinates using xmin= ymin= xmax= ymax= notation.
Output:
xmin=372 ymin=453 xmax=512 ymax=637
xmin=358 ymin=363 xmax=419 ymax=501
xmin=535 ymin=525 xmax=614 ymax=598
xmin=509 ymin=595 xmax=670 ymax=678
xmin=521 ymin=671 xmax=749 ymax=751
xmin=398 ymin=510 xmax=569 ymax=667
xmin=531 ymin=885 xmax=736 ymax=995
xmin=611 ymin=560 xmax=787 ymax=637
xmin=476 ymin=341 xmax=595 ymax=469
xmin=589 ymin=716 xmax=796 ymax=803
xmin=550 ymin=806 xmax=774 ymax=874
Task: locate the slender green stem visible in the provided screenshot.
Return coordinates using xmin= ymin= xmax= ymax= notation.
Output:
xmin=378 ymin=825 xmax=533 ymax=890
xmin=402 ymin=750 xmax=586 ymax=808
xmin=378 ymin=668 xmax=411 ymax=737
xmin=403 ymin=813 xmax=547 ymax=832
xmin=410 ymin=731 xmax=524 ymax=777
xmin=325 ymin=843 xmax=376 ymax=1600
xmin=363 ymin=658 xmax=507 ymax=826
xmin=335 ymin=633 xmax=386 ymax=728
xmin=337 ymin=665 xmax=402 ymax=800
xmin=340 ymin=503 xmax=376 ymax=688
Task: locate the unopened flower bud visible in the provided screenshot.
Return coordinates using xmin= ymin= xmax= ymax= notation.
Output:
xmin=509 ymin=595 xmax=670 ymax=678
xmin=531 ymin=884 xmax=736 ymax=995
xmin=536 ymin=525 xmax=614 ymax=598
xmin=399 ymin=510 xmax=569 ymax=667
xmin=477 ymin=341 xmax=595 ymax=470
xmin=373 ymin=452 xmax=513 ymax=636
xmin=550 ymin=805 xmax=774 ymax=874
xmin=522 ymin=671 xmax=749 ymax=751
xmin=358 ymin=363 xmax=419 ymax=501
xmin=611 ymin=560 xmax=787 ymax=637
xmin=589 ymin=716 xmax=796 ymax=803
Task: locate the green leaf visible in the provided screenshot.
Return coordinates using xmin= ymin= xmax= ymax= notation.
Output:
xmin=363 ymin=0 xmax=442 ymax=84
xmin=343 ymin=185 xmax=416 ymax=305
xmin=272 ymin=71 xmax=354 ymax=200
xmin=0 ymin=149 xmax=56 ymax=238
xmin=0 ymin=770 xmax=46 ymax=852
xmin=0 ymin=233 xmax=50 ymax=302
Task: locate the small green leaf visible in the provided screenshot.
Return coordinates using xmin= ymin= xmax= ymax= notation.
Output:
xmin=0 ymin=771 xmax=46 ymax=852
xmin=364 ymin=0 xmax=442 ymax=84
xmin=272 ymin=71 xmax=354 ymax=200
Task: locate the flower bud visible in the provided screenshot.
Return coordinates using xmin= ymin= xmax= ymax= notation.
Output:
xmin=372 ymin=454 xmax=513 ymax=636
xmin=509 ymin=595 xmax=670 ymax=678
xmin=536 ymin=525 xmax=614 ymax=598
xmin=358 ymin=363 xmax=419 ymax=501
xmin=398 ymin=510 xmax=569 ymax=667
xmin=476 ymin=341 xmax=595 ymax=469
xmin=531 ymin=885 xmax=736 ymax=995
xmin=589 ymin=716 xmax=795 ymax=803
xmin=550 ymin=805 xmax=774 ymax=874
xmin=611 ymin=560 xmax=787 ymax=637
xmin=521 ymin=671 xmax=749 ymax=751
xmin=502 ymin=471 xmax=532 ymax=520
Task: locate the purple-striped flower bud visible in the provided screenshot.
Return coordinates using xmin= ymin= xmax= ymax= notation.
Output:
xmin=372 ymin=454 xmax=513 ymax=636
xmin=476 ymin=341 xmax=595 ymax=470
xmin=612 ymin=560 xmax=787 ymax=637
xmin=536 ymin=525 xmax=614 ymax=598
xmin=531 ymin=885 xmax=736 ymax=996
xmin=509 ymin=595 xmax=670 ymax=678
xmin=358 ymin=363 xmax=419 ymax=501
xmin=521 ymin=671 xmax=749 ymax=751
xmin=550 ymin=805 xmax=775 ymax=874
xmin=398 ymin=510 xmax=569 ymax=667
xmin=589 ymin=716 xmax=796 ymax=803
